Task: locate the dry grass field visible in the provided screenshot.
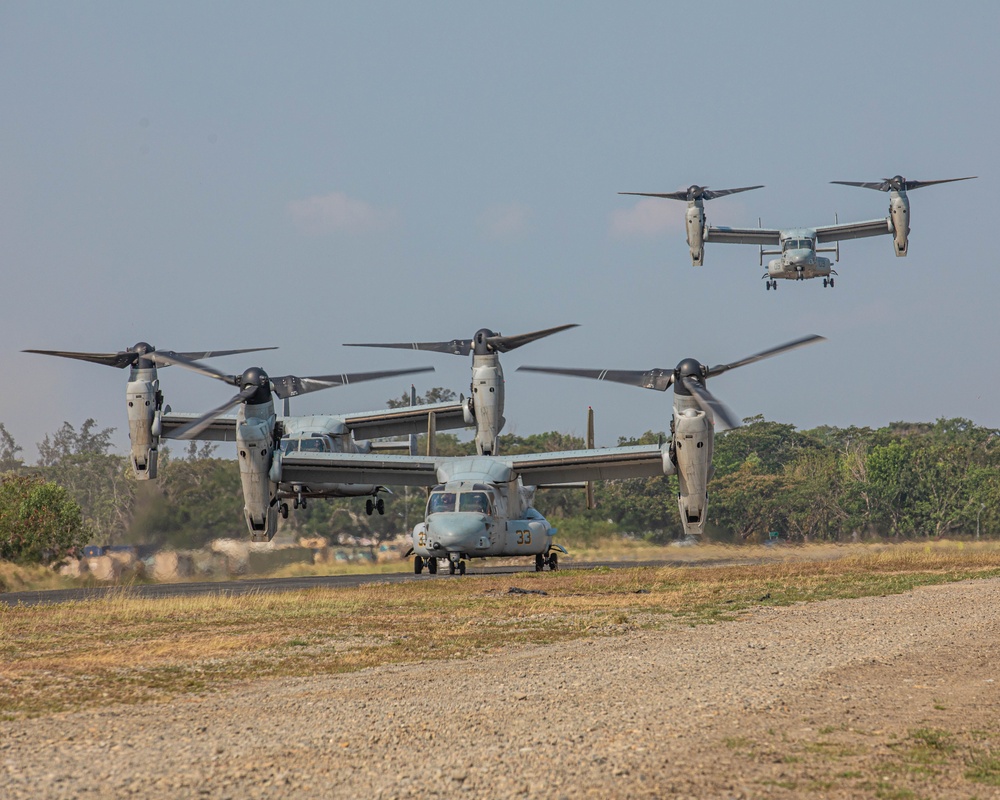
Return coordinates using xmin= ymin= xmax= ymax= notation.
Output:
xmin=3 ymin=541 xmax=1000 ymax=722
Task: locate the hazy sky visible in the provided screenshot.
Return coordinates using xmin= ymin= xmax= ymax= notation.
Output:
xmin=1 ymin=2 xmax=997 ymax=459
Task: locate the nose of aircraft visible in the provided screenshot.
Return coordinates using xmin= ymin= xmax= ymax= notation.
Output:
xmin=427 ymin=513 xmax=488 ymax=550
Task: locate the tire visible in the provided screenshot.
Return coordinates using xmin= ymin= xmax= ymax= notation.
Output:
xmin=448 ymin=561 xmax=456 ymax=575
xmin=459 ymin=561 xmax=466 ymax=575
xmin=549 ymin=552 xmax=558 ymax=571
xmin=535 ymin=554 xmax=544 ymax=572
xmin=376 ymin=497 xmax=385 ymax=515
xmin=365 ymin=499 xmax=374 ymax=516
xmin=413 ymin=556 xmax=423 ymax=575
xmin=428 ymin=558 xmax=438 ymax=575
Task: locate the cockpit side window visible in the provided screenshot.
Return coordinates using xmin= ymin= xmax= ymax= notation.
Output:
xmin=458 ymin=491 xmax=491 ymax=514
xmin=299 ymin=436 xmax=330 ymax=453
xmin=428 ymin=492 xmax=456 ymax=514
xmin=281 ymin=439 xmax=299 ymax=454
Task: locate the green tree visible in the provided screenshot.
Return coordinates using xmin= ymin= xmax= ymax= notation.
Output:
xmin=0 ymin=423 xmax=24 ymax=473
xmin=0 ymin=474 xmax=90 ymax=563
xmin=35 ymin=420 xmax=134 ymax=544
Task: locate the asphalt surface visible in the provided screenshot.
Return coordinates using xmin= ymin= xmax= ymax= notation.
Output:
xmin=0 ymin=558 xmax=739 ymax=607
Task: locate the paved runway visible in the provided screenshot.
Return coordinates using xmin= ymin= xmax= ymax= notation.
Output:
xmin=0 ymin=558 xmax=734 ymax=607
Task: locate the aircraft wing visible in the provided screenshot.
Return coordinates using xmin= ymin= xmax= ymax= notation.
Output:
xmin=508 ymin=444 xmax=667 ymax=485
xmin=279 ymin=444 xmax=668 ymax=488
xmin=342 ymin=400 xmax=469 ymax=439
xmin=815 ymin=218 xmax=892 ymax=243
xmin=704 ymin=226 xmax=781 ymax=245
xmin=280 ymin=451 xmax=441 ymax=487
xmin=160 ymin=413 xmax=238 ymax=442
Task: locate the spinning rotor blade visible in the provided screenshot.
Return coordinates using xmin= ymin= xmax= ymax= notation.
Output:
xmin=23 ymin=349 xmax=138 ymax=369
xmin=706 ymin=334 xmax=825 ymax=378
xmin=344 ymin=339 xmax=473 ymax=356
xmin=270 ymin=366 xmax=434 ymax=399
xmin=22 ymin=344 xmax=275 ymax=370
xmin=170 ymin=386 xmax=259 ymax=440
xmin=486 ymin=324 xmax=578 ymax=353
xmin=681 ymin=378 xmax=741 ymax=431
xmin=619 ymin=185 xmax=763 ymax=202
xmin=145 ymin=351 xmax=240 ymax=385
xmin=831 ymin=176 xmax=976 ymax=192
xmin=517 ymin=365 xmax=674 ymax=392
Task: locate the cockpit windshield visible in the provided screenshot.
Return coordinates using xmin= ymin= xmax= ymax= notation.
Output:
xmin=458 ymin=491 xmax=491 ymax=514
xmin=782 ymin=238 xmax=814 ymax=251
xmin=281 ymin=436 xmax=332 ymax=454
xmin=427 ymin=492 xmax=456 ymax=514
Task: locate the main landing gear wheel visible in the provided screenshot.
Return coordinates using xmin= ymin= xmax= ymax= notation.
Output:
xmin=414 ymin=556 xmax=424 ymax=574
xmin=427 ymin=557 xmax=438 ymax=575
xmin=535 ymin=553 xmax=544 ymax=572
xmin=376 ymin=497 xmax=385 ymax=515
xmin=365 ymin=498 xmax=374 ymax=516
xmin=548 ymin=552 xmax=558 ymax=570
xmin=279 ymin=503 xmax=289 ymax=520
xmin=459 ymin=561 xmax=466 ymax=575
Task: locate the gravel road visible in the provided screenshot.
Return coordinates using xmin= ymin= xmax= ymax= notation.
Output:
xmin=3 ymin=577 xmax=999 ymax=799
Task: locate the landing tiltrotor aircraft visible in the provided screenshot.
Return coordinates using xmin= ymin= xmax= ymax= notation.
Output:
xmin=519 ymin=334 xmax=825 ymax=537
xmin=621 ymin=175 xmax=975 ymax=289
xmin=279 ymin=442 xmax=669 ymax=575
xmin=23 ymin=342 xmax=277 ymax=480
xmin=345 ymin=324 xmax=578 ymax=456
xmin=148 ymin=350 xmax=466 ymax=541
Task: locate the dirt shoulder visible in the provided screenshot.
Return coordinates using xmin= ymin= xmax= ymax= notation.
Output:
xmin=2 ymin=578 xmax=999 ymax=799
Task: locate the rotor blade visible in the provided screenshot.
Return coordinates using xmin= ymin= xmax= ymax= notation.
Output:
xmin=701 ymin=185 xmax=765 ymax=200
xmin=518 ymin=365 xmax=674 ymax=391
xmin=682 ymin=378 xmax=741 ymax=431
xmin=618 ymin=191 xmax=689 ymax=200
xmin=343 ymin=340 xmax=473 ymax=356
xmin=902 ymin=176 xmax=977 ymax=191
xmin=488 ymin=323 xmax=579 ymax=353
xmin=270 ymin=366 xmax=434 ymax=399
xmin=169 ymin=386 xmax=258 ymax=440
xmin=829 ymin=180 xmax=889 ymax=191
xmin=174 ymin=346 xmax=278 ymax=360
xmin=144 ymin=351 xmax=239 ymax=384
xmin=22 ymin=349 xmax=136 ymax=369
xmin=706 ymin=334 xmax=826 ymax=377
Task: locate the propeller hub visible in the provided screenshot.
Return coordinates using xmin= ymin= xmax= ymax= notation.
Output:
xmin=241 ymin=367 xmax=269 ymax=388
xmin=473 ymin=328 xmax=497 ymax=355
xmin=131 ymin=341 xmax=154 ymax=355
xmin=688 ymin=185 xmax=706 ymax=200
xmin=676 ymin=357 xmax=705 ymax=380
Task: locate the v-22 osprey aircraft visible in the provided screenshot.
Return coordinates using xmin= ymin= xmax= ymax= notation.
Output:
xmin=620 ymin=176 xmax=976 ymax=290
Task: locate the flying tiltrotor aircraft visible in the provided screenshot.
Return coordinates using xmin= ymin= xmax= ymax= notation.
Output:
xmin=23 ymin=342 xmax=277 ymax=480
xmin=620 ymin=175 xmax=976 ymax=290
xmin=150 ymin=351 xmax=471 ymax=541
xmin=344 ymin=323 xmax=578 ymax=456
xmin=518 ymin=334 xmax=825 ymax=536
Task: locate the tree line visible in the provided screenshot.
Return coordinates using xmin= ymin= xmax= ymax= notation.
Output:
xmin=2 ymin=393 xmax=999 ymax=562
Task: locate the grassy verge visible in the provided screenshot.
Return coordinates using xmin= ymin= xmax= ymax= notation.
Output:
xmin=3 ymin=542 xmax=1000 ymax=721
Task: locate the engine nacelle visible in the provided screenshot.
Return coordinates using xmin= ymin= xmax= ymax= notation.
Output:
xmin=126 ymin=374 xmax=160 ymax=480
xmin=672 ymin=405 xmax=714 ymax=536
xmin=471 ymin=357 xmax=505 ymax=455
xmin=685 ymin=204 xmax=706 ymax=265
xmin=237 ymin=403 xmax=278 ymax=542
xmin=889 ymin=192 xmax=910 ymax=257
